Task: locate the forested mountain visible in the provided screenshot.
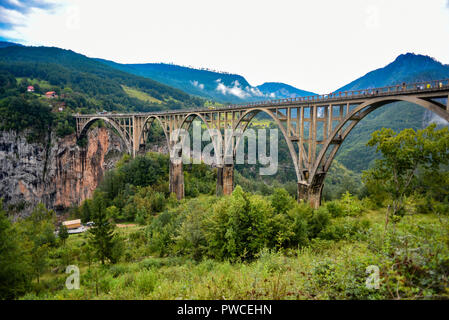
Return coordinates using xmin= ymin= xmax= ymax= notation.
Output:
xmin=333 ymin=53 xmax=449 ymax=172
xmin=97 ymin=59 xmax=317 ymax=103
xmin=0 ymin=41 xmax=22 ymax=48
xmin=0 ymin=46 xmax=204 ymax=113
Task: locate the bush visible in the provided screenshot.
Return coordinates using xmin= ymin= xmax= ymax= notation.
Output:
xmin=205 ymin=186 xmax=273 ymax=261
xmin=325 ymin=192 xmax=364 ymax=218
xmin=318 ymin=218 xmax=371 ymax=241
xmin=135 ymin=270 xmax=158 ymax=295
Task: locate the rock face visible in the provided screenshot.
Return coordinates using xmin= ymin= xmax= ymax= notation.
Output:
xmin=0 ymin=127 xmax=125 ymax=216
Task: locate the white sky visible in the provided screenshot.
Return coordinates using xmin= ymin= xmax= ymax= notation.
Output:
xmin=1 ymin=0 xmax=449 ymax=93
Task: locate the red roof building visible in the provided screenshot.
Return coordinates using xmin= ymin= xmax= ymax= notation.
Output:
xmin=45 ymin=91 xmax=57 ymax=98
xmin=27 ymin=85 xmax=34 ymax=92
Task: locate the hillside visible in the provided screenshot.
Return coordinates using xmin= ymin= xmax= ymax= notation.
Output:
xmin=0 ymin=46 xmax=204 ymax=113
xmin=257 ymin=82 xmax=316 ymax=99
xmin=97 ymin=59 xmax=317 ymax=103
xmin=337 ymin=53 xmax=449 ymax=91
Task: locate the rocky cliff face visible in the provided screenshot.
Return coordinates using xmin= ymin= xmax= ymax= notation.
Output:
xmin=0 ymin=127 xmax=125 ymax=216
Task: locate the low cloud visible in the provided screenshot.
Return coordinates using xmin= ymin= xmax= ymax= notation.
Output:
xmin=215 ymin=79 xmax=275 ymax=99
xmin=429 ymin=114 xmax=448 ymax=126
xmin=215 ymin=79 xmax=250 ymax=99
xmin=190 ymin=80 xmax=204 ymax=90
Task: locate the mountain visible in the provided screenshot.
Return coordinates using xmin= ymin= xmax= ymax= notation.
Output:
xmin=333 ymin=53 xmax=449 ymax=172
xmin=0 ymin=45 xmax=204 ymax=113
xmin=337 ymin=53 xmax=449 ymax=92
xmin=0 ymin=41 xmax=22 ymax=48
xmin=97 ymin=59 xmax=316 ymax=103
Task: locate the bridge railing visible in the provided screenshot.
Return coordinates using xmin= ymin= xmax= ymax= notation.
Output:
xmin=231 ymin=78 xmax=449 ymax=109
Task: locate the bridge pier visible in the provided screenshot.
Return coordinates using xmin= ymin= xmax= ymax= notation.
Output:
xmin=298 ymin=183 xmax=323 ymax=209
xmin=169 ymin=159 xmax=184 ymax=200
xmin=216 ymin=164 xmax=234 ymax=196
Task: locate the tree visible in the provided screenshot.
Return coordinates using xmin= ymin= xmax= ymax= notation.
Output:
xmin=80 ymin=199 xmax=92 ymax=223
xmin=363 ymin=124 xmax=449 ymax=227
xmin=0 ymin=200 xmax=32 ymax=299
xmin=20 ymin=204 xmax=56 ymax=284
xmin=59 ymin=224 xmax=69 ymax=245
xmin=88 ymin=192 xmax=116 ymax=264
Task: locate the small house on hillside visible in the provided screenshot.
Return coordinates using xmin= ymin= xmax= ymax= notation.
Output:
xmin=62 ymin=219 xmax=82 ymax=230
xmin=45 ymin=91 xmax=57 ymax=98
xmin=27 ymin=85 xmax=34 ymax=92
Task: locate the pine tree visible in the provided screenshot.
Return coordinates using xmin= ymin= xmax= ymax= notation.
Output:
xmin=59 ymin=224 xmax=69 ymax=245
xmin=88 ymin=192 xmax=115 ymax=264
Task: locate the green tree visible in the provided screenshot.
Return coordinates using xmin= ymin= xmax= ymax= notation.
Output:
xmin=363 ymin=124 xmax=449 ymax=226
xmin=58 ymin=224 xmax=69 ymax=245
xmin=88 ymin=192 xmax=117 ymax=264
xmin=206 ymin=186 xmax=272 ymax=261
xmin=80 ymin=199 xmax=92 ymax=223
xmin=0 ymin=200 xmax=32 ymax=299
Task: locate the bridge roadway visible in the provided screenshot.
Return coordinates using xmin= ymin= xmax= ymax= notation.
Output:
xmin=74 ymin=79 xmax=449 ymax=208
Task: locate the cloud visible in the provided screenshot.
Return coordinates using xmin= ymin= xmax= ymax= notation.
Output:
xmin=0 ymin=6 xmax=26 ymax=25
xmin=429 ymin=114 xmax=448 ymax=125
xmin=8 ymin=0 xmax=24 ymax=8
xmin=0 ymin=0 xmax=61 ymax=32
xmin=215 ymin=80 xmax=251 ymax=99
xmin=215 ymin=79 xmax=277 ymax=100
xmin=190 ymin=80 xmax=204 ymax=90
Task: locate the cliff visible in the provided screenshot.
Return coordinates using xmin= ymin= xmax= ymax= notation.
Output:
xmin=0 ymin=127 xmax=126 ymax=216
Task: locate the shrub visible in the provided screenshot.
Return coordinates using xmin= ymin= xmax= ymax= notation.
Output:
xmin=205 ymin=186 xmax=273 ymax=261
xmin=318 ymin=218 xmax=371 ymax=241
xmin=326 ymin=192 xmax=364 ymax=218
xmin=135 ymin=270 xmax=158 ymax=295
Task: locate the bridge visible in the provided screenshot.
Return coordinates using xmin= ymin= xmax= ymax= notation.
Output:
xmin=75 ymin=79 xmax=449 ymax=208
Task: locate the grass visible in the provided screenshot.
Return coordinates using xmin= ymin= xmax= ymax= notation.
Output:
xmin=20 ymin=208 xmax=449 ymax=300
xmin=121 ymin=85 xmax=163 ymax=104
xmin=16 ymin=77 xmax=52 ymax=91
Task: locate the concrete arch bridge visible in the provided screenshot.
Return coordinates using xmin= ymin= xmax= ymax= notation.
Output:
xmin=75 ymin=79 xmax=449 ymax=208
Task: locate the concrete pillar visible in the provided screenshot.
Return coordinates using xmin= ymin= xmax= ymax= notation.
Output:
xmin=169 ymin=159 xmax=184 ymax=200
xmin=297 ymin=183 xmax=323 ymax=209
xmin=216 ymin=166 xmax=223 ymax=196
xmin=216 ymin=164 xmax=234 ymax=196
xmin=223 ymin=164 xmax=234 ymax=195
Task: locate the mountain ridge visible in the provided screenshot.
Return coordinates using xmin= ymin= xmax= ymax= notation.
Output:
xmin=96 ymin=59 xmax=317 ymax=103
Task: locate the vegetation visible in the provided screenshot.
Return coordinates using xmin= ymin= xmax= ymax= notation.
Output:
xmin=1 ymin=45 xmax=448 ymax=300
xmin=363 ymin=124 xmax=449 ymax=224
xmin=1 ymin=124 xmax=448 ymax=300
xmin=0 ymin=45 xmax=206 ymax=142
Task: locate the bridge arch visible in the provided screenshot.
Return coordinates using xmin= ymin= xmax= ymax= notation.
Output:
xmin=137 ymin=115 xmax=170 ymax=153
xmin=309 ymin=95 xmax=449 ymax=188
xmin=178 ymin=112 xmax=224 ymax=165
xmin=78 ymin=117 xmax=132 ymax=154
xmin=232 ymin=108 xmax=301 ymax=182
